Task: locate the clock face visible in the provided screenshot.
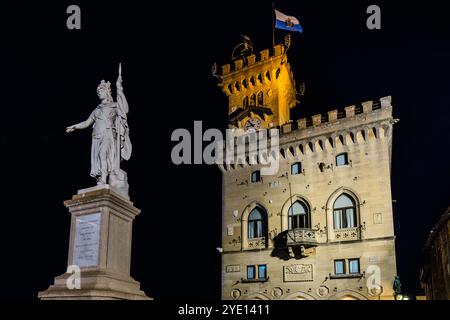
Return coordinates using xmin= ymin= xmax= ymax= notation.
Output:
xmin=244 ymin=117 xmax=262 ymax=131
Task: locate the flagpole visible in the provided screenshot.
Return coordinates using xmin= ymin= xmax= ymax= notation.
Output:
xmin=272 ymin=2 xmax=275 ymax=47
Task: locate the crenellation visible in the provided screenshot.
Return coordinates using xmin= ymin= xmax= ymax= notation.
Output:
xmin=234 ymin=59 xmax=243 ymax=71
xmin=219 ymin=99 xmax=394 ymax=172
xmin=222 ymin=64 xmax=230 ymax=75
xmin=247 ymin=54 xmax=256 ymax=65
xmin=362 ymin=101 xmax=373 ymax=113
xmin=222 ymin=45 xmax=286 ymax=76
xmin=345 ymin=105 xmax=356 ymax=118
xmin=328 ymin=110 xmax=338 ymax=122
xmin=380 ymin=96 xmax=391 ymax=108
xmin=297 ymin=118 xmax=307 ymax=129
xmin=312 ymin=114 xmax=322 ymax=126
xmin=260 ymin=49 xmax=269 ymax=61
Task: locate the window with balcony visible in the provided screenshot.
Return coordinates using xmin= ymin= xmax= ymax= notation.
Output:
xmin=333 ymin=194 xmax=357 ymax=229
xmin=291 ymin=162 xmax=302 ymax=175
xmin=288 ymin=200 xmax=310 ymax=229
xmin=336 ymin=153 xmax=349 ymax=166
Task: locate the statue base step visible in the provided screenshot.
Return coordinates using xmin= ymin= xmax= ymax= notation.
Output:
xmin=38 ymin=270 xmax=151 ymax=300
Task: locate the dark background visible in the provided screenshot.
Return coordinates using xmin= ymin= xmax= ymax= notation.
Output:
xmin=0 ymin=0 xmax=449 ymax=300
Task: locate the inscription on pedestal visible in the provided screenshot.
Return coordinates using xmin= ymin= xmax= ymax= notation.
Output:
xmin=73 ymin=213 xmax=101 ymax=268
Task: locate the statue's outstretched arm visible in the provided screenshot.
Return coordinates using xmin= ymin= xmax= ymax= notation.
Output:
xmin=66 ymin=114 xmax=94 ymax=133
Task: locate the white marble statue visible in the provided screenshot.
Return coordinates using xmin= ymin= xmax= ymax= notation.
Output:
xmin=66 ymin=64 xmax=132 ymax=197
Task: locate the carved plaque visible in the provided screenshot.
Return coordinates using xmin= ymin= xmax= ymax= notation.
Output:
xmin=226 ymin=265 xmax=240 ymax=273
xmin=374 ymin=212 xmax=383 ymax=224
xmin=283 ymin=264 xmax=313 ymax=282
xmin=73 ymin=213 xmax=101 ymax=268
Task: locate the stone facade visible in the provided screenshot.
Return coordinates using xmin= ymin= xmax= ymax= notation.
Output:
xmin=420 ymin=206 xmax=450 ymax=300
xmin=218 ymin=45 xmax=398 ymax=300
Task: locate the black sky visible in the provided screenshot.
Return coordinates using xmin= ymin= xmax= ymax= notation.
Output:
xmin=0 ymin=0 xmax=449 ymax=300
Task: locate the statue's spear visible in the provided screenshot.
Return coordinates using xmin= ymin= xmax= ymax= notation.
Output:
xmin=116 ymin=63 xmax=122 ymax=172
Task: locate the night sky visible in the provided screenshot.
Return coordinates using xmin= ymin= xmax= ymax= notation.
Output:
xmin=0 ymin=0 xmax=449 ymax=300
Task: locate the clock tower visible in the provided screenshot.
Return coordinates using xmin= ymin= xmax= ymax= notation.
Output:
xmin=218 ymin=42 xmax=297 ymax=130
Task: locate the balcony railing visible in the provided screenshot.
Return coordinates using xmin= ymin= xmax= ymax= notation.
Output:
xmin=285 ymin=228 xmax=318 ymax=246
xmin=334 ymin=227 xmax=360 ymax=241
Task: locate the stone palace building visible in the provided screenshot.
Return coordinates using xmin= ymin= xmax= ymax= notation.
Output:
xmin=217 ymin=43 xmax=399 ymax=300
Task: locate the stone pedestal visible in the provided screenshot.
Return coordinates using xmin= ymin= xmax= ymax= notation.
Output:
xmin=38 ymin=185 xmax=151 ymax=300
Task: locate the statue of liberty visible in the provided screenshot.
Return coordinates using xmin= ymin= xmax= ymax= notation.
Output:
xmin=66 ymin=64 xmax=132 ymax=197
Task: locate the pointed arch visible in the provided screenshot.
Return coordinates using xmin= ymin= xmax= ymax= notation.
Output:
xmin=284 ymin=291 xmax=316 ymax=300
xmin=325 ymin=187 xmax=362 ymax=241
xmin=246 ymin=292 xmax=271 ymax=300
xmin=243 ymin=96 xmax=249 ymax=108
xmin=241 ymin=202 xmax=269 ymax=249
xmin=328 ymin=290 xmax=368 ymax=300
xmin=257 ymin=91 xmax=264 ymax=106
xmin=280 ymin=195 xmax=312 ymax=231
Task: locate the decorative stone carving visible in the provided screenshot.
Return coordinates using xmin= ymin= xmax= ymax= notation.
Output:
xmin=247 ymin=237 xmax=266 ymax=249
xmin=368 ymin=285 xmax=383 ymax=296
xmin=334 ymin=227 xmax=360 ymax=241
xmin=283 ymin=264 xmax=313 ymax=282
xmin=316 ymin=286 xmax=329 ymax=297
xmin=271 ymin=287 xmax=283 ymax=298
xmin=231 ymin=289 xmax=241 ymax=299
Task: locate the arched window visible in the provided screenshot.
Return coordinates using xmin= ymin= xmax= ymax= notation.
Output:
xmin=243 ymin=96 xmax=249 ymax=108
xmin=257 ymin=91 xmax=264 ymax=106
xmin=250 ymin=93 xmax=256 ymax=106
xmin=288 ymin=200 xmax=310 ymax=229
xmin=248 ymin=207 xmax=266 ymax=239
xmin=333 ymin=194 xmax=357 ymax=229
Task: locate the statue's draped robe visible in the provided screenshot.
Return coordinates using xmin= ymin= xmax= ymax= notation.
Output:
xmin=89 ymin=91 xmax=131 ymax=179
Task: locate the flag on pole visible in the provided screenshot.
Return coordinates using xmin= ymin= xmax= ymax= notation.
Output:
xmin=275 ymin=9 xmax=303 ymax=33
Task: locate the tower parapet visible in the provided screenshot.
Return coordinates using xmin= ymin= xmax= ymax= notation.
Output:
xmin=218 ymin=44 xmax=297 ymax=129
